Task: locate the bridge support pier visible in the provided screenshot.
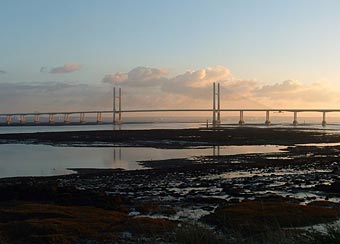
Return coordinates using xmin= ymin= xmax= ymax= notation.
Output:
xmin=239 ymin=111 xmax=245 ymax=125
xmin=64 ymin=114 xmax=70 ymax=124
xmin=80 ymin=113 xmax=86 ymax=124
xmin=20 ymin=115 xmax=26 ymax=125
xmin=96 ymin=112 xmax=102 ymax=124
xmin=265 ymin=111 xmax=271 ymax=126
xmin=49 ymin=114 xmax=55 ymax=125
xmin=115 ymin=115 xmax=122 ymax=125
xmin=322 ymin=112 xmax=327 ymax=127
xmin=293 ymin=112 xmax=298 ymax=126
xmin=6 ymin=115 xmax=11 ymax=125
xmin=34 ymin=114 xmax=40 ymax=124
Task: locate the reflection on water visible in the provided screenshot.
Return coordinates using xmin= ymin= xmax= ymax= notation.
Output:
xmin=0 ymin=144 xmax=284 ymax=178
xmin=113 ymin=147 xmax=122 ymax=161
xmin=295 ymin=142 xmax=340 ymax=147
xmin=213 ymin=145 xmax=220 ymax=157
xmin=2 ymin=121 xmax=340 ymax=134
xmin=0 ymin=122 xmax=203 ymax=134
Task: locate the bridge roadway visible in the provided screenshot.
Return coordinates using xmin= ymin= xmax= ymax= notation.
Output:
xmin=0 ymin=108 xmax=338 ymax=126
xmin=2 ymin=108 xmax=340 ymax=116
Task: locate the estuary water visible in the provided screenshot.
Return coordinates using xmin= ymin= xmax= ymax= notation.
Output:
xmin=0 ymin=121 xmax=338 ymax=178
xmin=0 ymin=143 xmax=284 ymax=178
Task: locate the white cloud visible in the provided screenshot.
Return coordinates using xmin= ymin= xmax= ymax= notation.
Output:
xmin=49 ymin=64 xmax=82 ymax=74
xmin=256 ymin=80 xmax=302 ymax=96
xmin=104 ymin=65 xmax=340 ymax=109
xmin=102 ymin=66 xmax=168 ymax=87
xmin=169 ymin=67 xmax=258 ymax=99
xmin=255 ymin=80 xmax=337 ymax=105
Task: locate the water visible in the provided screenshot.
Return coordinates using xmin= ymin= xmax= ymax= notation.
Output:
xmin=0 ymin=144 xmax=283 ymax=178
xmin=0 ymin=122 xmax=204 ymax=134
xmin=0 ymin=119 xmax=340 ymax=178
xmin=1 ymin=121 xmax=340 ymax=134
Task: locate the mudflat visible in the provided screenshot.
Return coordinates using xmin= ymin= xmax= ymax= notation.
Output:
xmin=1 ymin=127 xmax=340 ymax=243
xmin=0 ymin=127 xmax=339 ymax=147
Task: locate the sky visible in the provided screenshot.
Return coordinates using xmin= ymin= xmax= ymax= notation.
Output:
xmin=1 ymin=0 xmax=340 ymax=114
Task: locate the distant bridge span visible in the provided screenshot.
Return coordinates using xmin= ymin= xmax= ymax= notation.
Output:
xmin=0 ymin=108 xmax=337 ymax=127
xmin=0 ymin=84 xmax=338 ymax=126
xmin=2 ymin=108 xmax=340 ymax=117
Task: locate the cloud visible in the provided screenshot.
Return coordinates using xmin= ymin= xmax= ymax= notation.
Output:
xmin=104 ymin=65 xmax=258 ymax=101
xmin=0 ymin=70 xmax=6 ymax=74
xmin=1 ymin=65 xmax=337 ymax=113
xmin=162 ymin=66 xmax=258 ymax=100
xmin=102 ymin=66 xmax=168 ymax=87
xmin=0 ymin=81 xmax=108 ymax=113
xmin=103 ymin=65 xmax=340 ymax=109
xmin=100 ymin=66 xmax=268 ymax=108
xmin=250 ymin=80 xmax=340 ymax=109
xmin=50 ymin=64 xmax=82 ymax=74
xmin=256 ymin=80 xmax=302 ymax=96
xmin=171 ymin=65 xmax=231 ymax=88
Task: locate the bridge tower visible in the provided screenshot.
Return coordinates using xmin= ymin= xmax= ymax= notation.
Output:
xmin=212 ymin=82 xmax=221 ymax=127
xmin=113 ymin=87 xmax=122 ymax=125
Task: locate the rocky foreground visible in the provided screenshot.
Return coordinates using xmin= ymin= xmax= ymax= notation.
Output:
xmin=2 ymin=127 xmax=340 ymax=243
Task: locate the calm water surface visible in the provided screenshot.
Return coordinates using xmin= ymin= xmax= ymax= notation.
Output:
xmin=0 ymin=144 xmax=284 ymax=178
xmin=0 ymin=121 xmax=339 ymax=178
xmin=1 ymin=121 xmax=340 ymax=134
xmin=0 ymin=122 xmax=203 ymax=134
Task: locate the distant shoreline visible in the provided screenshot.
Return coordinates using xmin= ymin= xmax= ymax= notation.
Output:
xmin=0 ymin=127 xmax=339 ymax=148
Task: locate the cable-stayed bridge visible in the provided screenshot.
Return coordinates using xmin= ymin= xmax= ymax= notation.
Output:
xmin=0 ymin=84 xmax=338 ymax=127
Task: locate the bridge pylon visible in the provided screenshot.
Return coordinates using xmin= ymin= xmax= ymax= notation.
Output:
xmin=113 ymin=87 xmax=123 ymax=125
xmin=212 ymin=82 xmax=221 ymax=127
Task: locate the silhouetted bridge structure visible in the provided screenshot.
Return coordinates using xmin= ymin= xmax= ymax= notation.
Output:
xmin=0 ymin=108 xmax=336 ymax=126
xmin=0 ymin=84 xmax=337 ymax=127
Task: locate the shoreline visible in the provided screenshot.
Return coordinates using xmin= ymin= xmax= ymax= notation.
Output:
xmin=0 ymin=127 xmax=339 ymax=148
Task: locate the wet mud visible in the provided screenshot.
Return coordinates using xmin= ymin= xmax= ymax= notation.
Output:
xmin=2 ymin=127 xmax=340 ymax=243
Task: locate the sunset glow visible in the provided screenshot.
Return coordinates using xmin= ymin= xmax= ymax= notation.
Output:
xmin=1 ymin=0 xmax=340 ymax=113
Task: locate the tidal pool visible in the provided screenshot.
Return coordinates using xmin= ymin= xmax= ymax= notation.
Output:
xmin=0 ymin=144 xmax=284 ymax=178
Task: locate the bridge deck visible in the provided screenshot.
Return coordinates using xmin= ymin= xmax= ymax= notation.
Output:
xmin=1 ymin=109 xmax=340 ymax=116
